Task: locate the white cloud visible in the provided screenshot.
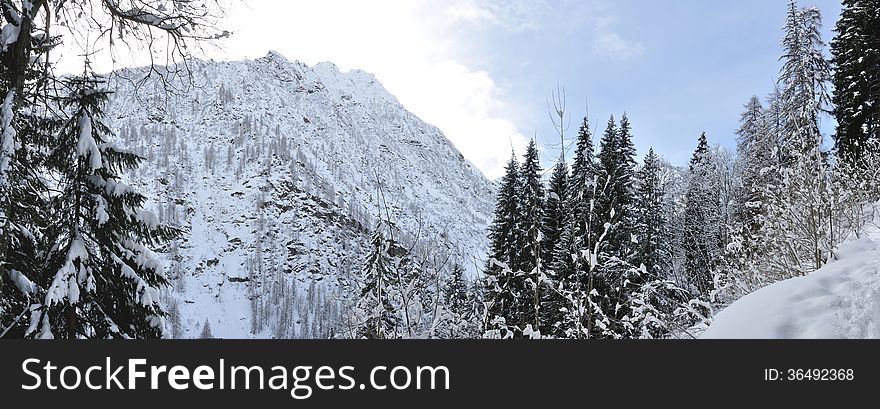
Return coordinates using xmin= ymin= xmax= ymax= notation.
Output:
xmin=594 ymin=32 xmax=646 ymax=60
xmin=445 ymin=1 xmax=499 ymax=25
xmin=445 ymin=0 xmax=551 ymax=32
xmin=591 ymin=15 xmax=646 ymax=60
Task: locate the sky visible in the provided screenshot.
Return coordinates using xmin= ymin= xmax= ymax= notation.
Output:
xmin=58 ymin=0 xmax=844 ymax=180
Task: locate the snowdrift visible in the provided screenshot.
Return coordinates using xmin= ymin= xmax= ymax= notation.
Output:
xmin=703 ymin=232 xmax=880 ymax=339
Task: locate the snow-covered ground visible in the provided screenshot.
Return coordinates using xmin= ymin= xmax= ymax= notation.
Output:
xmin=703 ymin=225 xmax=880 ymax=339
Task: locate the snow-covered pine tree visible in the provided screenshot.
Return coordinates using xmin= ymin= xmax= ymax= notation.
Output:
xmin=762 ymin=1 xmax=833 ymax=278
xmin=484 ymin=152 xmax=522 ymax=337
xmin=486 ymin=153 xmax=521 ymax=271
xmin=831 ymin=0 xmax=880 ymax=165
xmin=545 ymin=117 xmax=596 ymax=338
xmin=542 ymin=160 xmax=568 ymax=273
xmin=779 ymin=1 xmax=831 ymax=160
xmin=2 ymin=0 xmax=226 ymax=340
xmin=0 ymin=0 xmax=59 ymax=338
xmin=632 ymin=148 xmax=671 ymax=280
xmin=592 ymin=114 xmax=639 ymax=338
xmin=199 ymin=318 xmax=214 ymax=339
xmin=517 ymin=139 xmax=544 ymax=334
xmin=683 ymin=133 xmax=724 ymax=300
xmin=542 ymin=86 xmax=570 ymax=279
xmin=440 ymin=264 xmax=474 ymax=338
xmin=357 ymin=221 xmax=399 ymax=339
xmin=31 ymin=72 xmax=177 ymax=339
xmin=594 ymin=114 xmax=637 ymax=254
xmin=622 ymin=148 xmax=692 ymax=338
xmin=734 ymin=96 xmax=773 ymax=242
xmin=724 ymin=96 xmax=777 ymax=298
xmin=594 ymin=115 xmax=619 ymax=228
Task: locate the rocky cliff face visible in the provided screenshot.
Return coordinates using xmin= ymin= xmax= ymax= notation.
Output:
xmin=106 ymin=52 xmax=494 ymax=338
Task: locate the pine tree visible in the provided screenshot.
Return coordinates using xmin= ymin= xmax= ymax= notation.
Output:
xmin=781 ymin=1 xmax=830 ymax=152
xmin=594 ymin=116 xmax=620 ymax=241
xmin=357 ymin=222 xmax=399 ymax=339
xmin=734 ymin=96 xmax=773 ymax=239
xmin=831 ymin=0 xmax=880 ymax=165
xmin=0 ymin=2 xmax=59 ymax=338
xmin=632 ymin=149 xmax=671 ymax=279
xmin=486 ymin=153 xmax=521 ymax=272
xmin=199 ymin=318 xmax=213 ymax=339
xmin=551 ymin=117 xmax=597 ymax=279
xmin=542 ymin=160 xmax=568 ymax=270
xmin=683 ymin=133 xmax=723 ymax=300
xmin=517 ymin=139 xmax=544 ymax=333
xmin=484 ymin=153 xmax=521 ymax=336
xmin=545 ymin=117 xmax=596 ymax=338
xmin=594 ymin=113 xmax=637 ymax=256
xmin=722 ymin=96 xmax=779 ymax=298
xmin=441 ymin=264 xmax=473 ymax=338
xmin=32 ymin=72 xmax=177 ymax=339
xmin=592 ymin=113 xmax=639 ymax=337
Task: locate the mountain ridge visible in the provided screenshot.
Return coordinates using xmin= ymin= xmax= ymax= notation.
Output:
xmin=104 ymin=51 xmax=494 ymax=338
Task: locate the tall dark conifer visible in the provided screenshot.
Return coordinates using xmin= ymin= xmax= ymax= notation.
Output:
xmin=593 ymin=114 xmax=640 ymax=337
xmin=831 ymin=0 xmax=880 ymax=164
xmin=542 ymin=161 xmax=567 ymax=270
xmin=545 ymin=117 xmax=596 ymax=337
xmin=0 ymin=2 xmax=59 ymax=337
xmin=358 ymin=222 xmax=398 ymax=339
xmin=517 ymin=139 xmax=544 ymax=333
xmin=34 ymin=73 xmax=177 ymax=339
xmin=484 ymin=153 xmax=522 ymax=335
xmin=632 ymin=148 xmax=670 ymax=279
xmin=594 ymin=114 xmax=637 ymax=253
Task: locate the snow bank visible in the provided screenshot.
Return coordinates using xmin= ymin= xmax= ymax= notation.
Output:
xmin=703 ymin=232 xmax=880 ymax=339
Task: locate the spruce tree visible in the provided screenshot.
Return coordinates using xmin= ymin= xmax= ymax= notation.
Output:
xmin=632 ymin=148 xmax=670 ymax=279
xmin=517 ymin=139 xmax=544 ymax=333
xmin=594 ymin=115 xmax=620 ymax=235
xmin=594 ymin=114 xmax=637 ymax=255
xmin=591 ymin=114 xmax=639 ymax=338
xmin=0 ymin=2 xmax=59 ymax=338
xmin=545 ymin=117 xmax=596 ymax=338
xmin=199 ymin=318 xmax=214 ymax=339
xmin=358 ymin=222 xmax=399 ymax=339
xmin=683 ymin=133 xmax=723 ymax=300
xmin=729 ymin=95 xmax=776 ymax=289
xmin=486 ymin=153 xmax=521 ymax=272
xmin=551 ymin=117 xmax=597 ymax=280
xmin=734 ymin=96 xmax=772 ymax=236
xmin=442 ymin=264 xmax=473 ymax=338
xmin=484 ymin=153 xmax=521 ymax=336
xmin=831 ymin=0 xmax=880 ymax=164
xmin=23 ymin=72 xmax=176 ymax=339
xmin=542 ymin=160 xmax=568 ymax=271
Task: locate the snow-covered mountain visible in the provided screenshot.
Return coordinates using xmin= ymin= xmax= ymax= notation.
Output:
xmin=104 ymin=51 xmax=495 ymax=338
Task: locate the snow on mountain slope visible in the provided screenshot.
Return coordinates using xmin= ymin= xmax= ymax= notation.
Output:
xmin=103 ymin=52 xmax=495 ymax=338
xmin=703 ymin=226 xmax=880 ymax=339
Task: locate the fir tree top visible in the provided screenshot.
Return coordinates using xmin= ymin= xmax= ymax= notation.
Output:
xmin=597 ymin=115 xmax=618 ymax=171
xmin=690 ymin=132 xmax=710 ymax=170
